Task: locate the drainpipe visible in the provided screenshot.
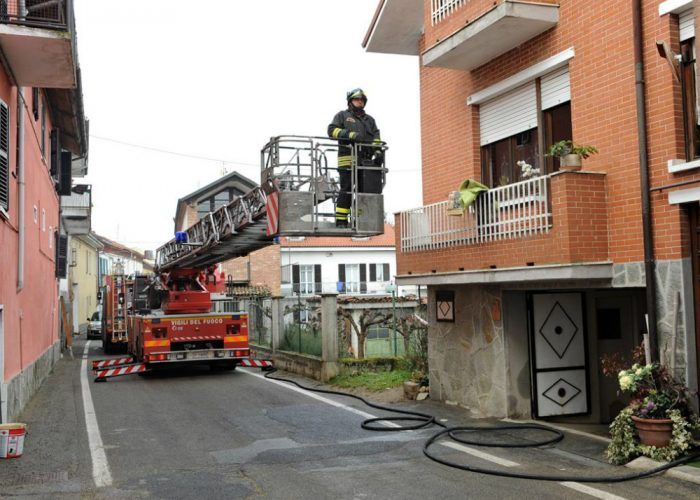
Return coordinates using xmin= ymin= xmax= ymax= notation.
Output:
xmin=633 ymin=0 xmax=659 ymax=362
xmin=17 ymin=87 xmax=25 ymax=292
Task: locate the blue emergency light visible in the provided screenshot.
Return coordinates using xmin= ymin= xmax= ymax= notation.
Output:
xmin=175 ymin=231 xmax=188 ymax=243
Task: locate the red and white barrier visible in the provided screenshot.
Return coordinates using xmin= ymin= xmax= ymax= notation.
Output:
xmin=94 ymin=364 xmax=147 ymax=381
xmin=92 ymin=357 xmax=133 ymax=370
xmin=240 ymin=359 xmax=273 ymax=368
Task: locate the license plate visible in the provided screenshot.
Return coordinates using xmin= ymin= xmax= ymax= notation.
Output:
xmin=186 ymin=351 xmax=213 ymax=360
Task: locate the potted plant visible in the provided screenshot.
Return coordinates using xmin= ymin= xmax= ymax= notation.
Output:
xmin=602 ymin=347 xmax=700 ymax=464
xmin=547 ymin=140 xmax=598 ymax=170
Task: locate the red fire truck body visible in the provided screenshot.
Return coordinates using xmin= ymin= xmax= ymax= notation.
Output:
xmin=128 ymin=311 xmax=249 ymax=368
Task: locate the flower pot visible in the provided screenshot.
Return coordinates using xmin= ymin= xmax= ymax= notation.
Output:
xmin=403 ymin=381 xmax=419 ymax=400
xmin=631 ymin=415 xmax=673 ymax=448
xmin=560 ymin=154 xmax=582 ymax=170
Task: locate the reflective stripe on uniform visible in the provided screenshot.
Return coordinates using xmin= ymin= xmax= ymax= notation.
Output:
xmin=338 ymin=155 xmax=352 ymax=168
xmin=332 ymin=128 xmax=342 ymax=139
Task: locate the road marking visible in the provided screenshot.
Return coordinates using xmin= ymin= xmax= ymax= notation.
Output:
xmin=241 ymin=369 xmax=393 ymax=424
xmin=440 ymin=441 xmax=519 ymax=467
xmin=80 ymin=341 xmax=113 ymax=488
xmin=559 ymin=482 xmax=628 ymax=500
xmin=243 ymin=369 xmax=630 ymax=500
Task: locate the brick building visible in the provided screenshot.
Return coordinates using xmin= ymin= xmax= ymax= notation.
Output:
xmin=365 ymin=0 xmax=700 ymax=421
xmin=0 ymin=2 xmax=88 ymax=422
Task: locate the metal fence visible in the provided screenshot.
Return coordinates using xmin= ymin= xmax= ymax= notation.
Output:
xmin=337 ymin=306 xmax=428 ymax=365
xmin=280 ymin=296 xmax=321 ymax=356
xmin=399 ymin=175 xmax=551 ymax=252
xmin=0 ymin=0 xmax=70 ymax=29
xmin=212 ymin=296 xmax=272 ymax=349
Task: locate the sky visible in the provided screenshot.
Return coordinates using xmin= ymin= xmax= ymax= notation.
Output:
xmin=74 ymin=0 xmax=422 ymax=252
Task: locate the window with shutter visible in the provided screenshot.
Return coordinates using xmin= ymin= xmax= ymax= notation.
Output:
xmin=55 ymin=234 xmax=68 ymax=278
xmin=0 ymin=100 xmax=9 ymax=213
xmin=382 ymin=264 xmax=390 ymax=282
xmin=479 ymin=68 xmax=572 ymax=186
xmin=360 ymin=264 xmax=367 ymax=293
xmin=369 ymin=264 xmax=377 ymax=282
xmin=299 ymin=265 xmax=314 ymax=295
xmin=314 ymin=264 xmax=322 ymax=294
xmin=58 ymin=151 xmax=72 ymax=196
xmin=32 ymin=88 xmax=39 ymax=121
xmin=50 ymin=129 xmax=60 ymax=178
xmin=292 ymin=264 xmax=300 ymax=294
xmin=338 ymin=264 xmax=346 ymax=292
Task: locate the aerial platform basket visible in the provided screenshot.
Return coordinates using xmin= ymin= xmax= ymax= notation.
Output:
xmin=261 ymin=135 xmax=387 ymax=237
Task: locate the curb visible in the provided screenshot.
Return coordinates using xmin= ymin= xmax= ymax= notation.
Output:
xmin=625 ymin=456 xmax=700 ymax=486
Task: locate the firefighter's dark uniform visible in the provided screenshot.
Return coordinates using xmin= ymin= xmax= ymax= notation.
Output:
xmin=327 ymin=109 xmax=381 ymax=226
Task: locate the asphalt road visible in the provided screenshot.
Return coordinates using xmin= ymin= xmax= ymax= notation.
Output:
xmin=1 ymin=339 xmax=699 ymax=499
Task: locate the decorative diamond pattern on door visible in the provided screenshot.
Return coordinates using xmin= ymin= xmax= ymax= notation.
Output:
xmin=539 ymin=301 xmax=579 ymax=359
xmin=542 ymin=378 xmax=582 ymax=407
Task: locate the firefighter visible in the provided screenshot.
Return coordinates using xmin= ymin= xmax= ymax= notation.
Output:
xmin=328 ymin=88 xmax=383 ymax=228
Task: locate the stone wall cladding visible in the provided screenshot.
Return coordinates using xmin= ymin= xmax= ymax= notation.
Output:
xmin=428 ymin=285 xmax=506 ymax=417
xmin=6 ymin=341 xmax=60 ymax=422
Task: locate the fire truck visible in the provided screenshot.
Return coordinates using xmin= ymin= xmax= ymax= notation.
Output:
xmin=92 ymin=136 xmax=386 ymax=381
xmin=101 ymin=269 xmax=129 ymax=354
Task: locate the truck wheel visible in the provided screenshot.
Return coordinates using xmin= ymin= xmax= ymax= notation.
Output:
xmin=102 ymin=339 xmax=113 ymax=354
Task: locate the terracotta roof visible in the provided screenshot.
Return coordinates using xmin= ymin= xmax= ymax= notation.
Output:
xmin=282 ymin=224 xmax=395 ymax=248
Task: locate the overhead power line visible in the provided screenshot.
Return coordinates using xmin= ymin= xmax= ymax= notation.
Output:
xmin=89 ymin=135 xmax=259 ymax=167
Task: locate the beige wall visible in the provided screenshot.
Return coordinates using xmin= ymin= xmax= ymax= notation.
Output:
xmin=70 ymin=237 xmax=100 ymax=333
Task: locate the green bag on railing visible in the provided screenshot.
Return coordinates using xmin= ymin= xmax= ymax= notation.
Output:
xmin=458 ymin=179 xmax=488 ymax=210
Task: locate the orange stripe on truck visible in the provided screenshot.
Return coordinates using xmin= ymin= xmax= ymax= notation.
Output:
xmin=144 ymin=340 xmax=170 ymax=348
xmin=224 ymin=335 xmax=248 ymax=343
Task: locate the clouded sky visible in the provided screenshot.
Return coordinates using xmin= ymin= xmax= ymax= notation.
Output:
xmin=74 ymin=0 xmax=422 ymax=251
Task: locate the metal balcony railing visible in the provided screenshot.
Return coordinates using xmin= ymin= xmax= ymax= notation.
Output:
xmin=431 ymin=0 xmax=467 ymax=25
xmin=0 ymin=0 xmax=70 ymax=30
xmin=399 ymin=175 xmax=552 ymax=252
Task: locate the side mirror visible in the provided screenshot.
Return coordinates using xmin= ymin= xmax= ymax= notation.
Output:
xmin=97 ymin=291 xmax=102 ymax=301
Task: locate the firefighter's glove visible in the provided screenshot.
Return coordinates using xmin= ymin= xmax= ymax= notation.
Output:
xmin=348 ymin=131 xmax=358 ymax=141
xmin=372 ymin=150 xmax=384 ymax=166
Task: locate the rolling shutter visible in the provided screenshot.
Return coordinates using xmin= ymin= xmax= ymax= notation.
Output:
xmin=0 ymin=101 xmax=9 ymax=212
xmin=541 ymin=67 xmax=571 ymax=110
xmin=680 ymin=9 xmax=694 ymax=42
xmin=480 ymin=82 xmax=537 ymax=146
xmin=369 ymin=264 xmax=376 ymax=282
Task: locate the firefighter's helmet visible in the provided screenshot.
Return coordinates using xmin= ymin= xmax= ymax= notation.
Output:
xmin=346 ymin=88 xmax=368 ymax=104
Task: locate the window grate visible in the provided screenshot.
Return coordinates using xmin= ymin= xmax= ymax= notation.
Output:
xmin=431 ymin=0 xmax=468 ymax=25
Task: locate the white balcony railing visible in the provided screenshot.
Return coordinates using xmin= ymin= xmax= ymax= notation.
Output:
xmin=431 ymin=0 xmax=467 ymax=25
xmin=400 ymin=175 xmax=552 ymax=252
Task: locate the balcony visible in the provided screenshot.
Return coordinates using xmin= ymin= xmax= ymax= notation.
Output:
xmin=422 ymin=1 xmax=559 ymax=71
xmin=0 ymin=0 xmax=77 ymax=87
xmin=395 ymin=171 xmax=612 ymax=285
xmin=363 ymin=0 xmax=423 ymax=55
xmin=60 ymin=184 xmax=90 ymax=235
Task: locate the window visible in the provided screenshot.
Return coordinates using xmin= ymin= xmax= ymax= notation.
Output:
xmin=370 ymin=263 xmax=390 ymax=282
xmin=367 ymin=324 xmax=390 ymax=340
xmin=33 ymin=205 xmax=38 ymax=223
xmin=0 ymin=100 xmax=9 ymax=213
xmin=681 ymin=38 xmax=700 ymax=160
xmin=299 ymin=265 xmax=314 ymax=295
xmin=32 ymin=88 xmax=39 ymax=121
xmin=41 ymin=208 xmax=46 ymax=231
xmin=479 ymin=69 xmax=572 ymax=187
xmin=345 ymin=264 xmax=360 ymax=293
xmin=197 ymin=189 xmax=234 ymax=219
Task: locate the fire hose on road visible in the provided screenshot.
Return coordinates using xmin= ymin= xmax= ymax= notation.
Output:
xmin=262 ymin=368 xmax=700 ymax=483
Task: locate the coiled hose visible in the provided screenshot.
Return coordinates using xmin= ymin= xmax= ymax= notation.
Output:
xmin=264 ymin=368 xmax=700 ymax=483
